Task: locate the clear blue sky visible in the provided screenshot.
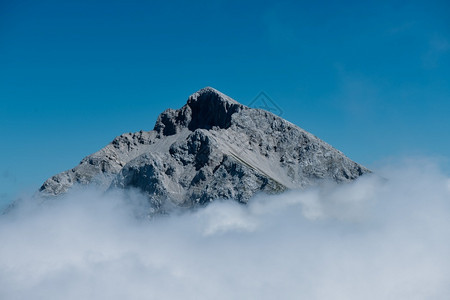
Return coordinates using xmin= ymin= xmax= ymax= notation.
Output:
xmin=1 ymin=0 xmax=449 ymax=207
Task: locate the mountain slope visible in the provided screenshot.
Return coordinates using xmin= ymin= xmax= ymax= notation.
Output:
xmin=40 ymin=87 xmax=370 ymax=210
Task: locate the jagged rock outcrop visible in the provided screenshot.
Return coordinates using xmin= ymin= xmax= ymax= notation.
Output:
xmin=40 ymin=87 xmax=370 ymax=211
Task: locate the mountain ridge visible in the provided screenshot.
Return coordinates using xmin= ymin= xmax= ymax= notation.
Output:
xmin=40 ymin=87 xmax=370 ymax=211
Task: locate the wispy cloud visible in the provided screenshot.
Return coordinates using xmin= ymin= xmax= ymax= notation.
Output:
xmin=423 ymin=35 xmax=450 ymax=68
xmin=330 ymin=65 xmax=382 ymax=117
xmin=1 ymin=170 xmax=16 ymax=183
xmin=0 ymin=158 xmax=449 ymax=299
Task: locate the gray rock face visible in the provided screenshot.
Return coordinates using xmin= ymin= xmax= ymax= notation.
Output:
xmin=40 ymin=87 xmax=370 ymax=211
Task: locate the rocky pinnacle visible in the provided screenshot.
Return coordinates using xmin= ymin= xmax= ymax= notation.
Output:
xmin=40 ymin=87 xmax=370 ymax=211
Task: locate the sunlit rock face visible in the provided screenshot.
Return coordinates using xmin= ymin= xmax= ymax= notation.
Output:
xmin=40 ymin=87 xmax=370 ymax=211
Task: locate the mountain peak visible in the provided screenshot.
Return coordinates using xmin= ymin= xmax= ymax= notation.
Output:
xmin=40 ymin=88 xmax=371 ymax=213
xmin=154 ymin=87 xmax=246 ymax=135
xmin=188 ymin=87 xmax=241 ymax=106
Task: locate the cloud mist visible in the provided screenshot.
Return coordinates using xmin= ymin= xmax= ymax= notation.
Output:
xmin=1 ymin=159 xmax=449 ymax=300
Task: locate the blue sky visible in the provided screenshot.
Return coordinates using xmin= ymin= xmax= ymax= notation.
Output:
xmin=1 ymin=0 xmax=449 ymax=207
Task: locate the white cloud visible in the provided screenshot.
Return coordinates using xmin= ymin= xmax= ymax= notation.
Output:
xmin=0 ymin=159 xmax=449 ymax=299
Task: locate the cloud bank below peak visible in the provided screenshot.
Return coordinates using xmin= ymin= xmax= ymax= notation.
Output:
xmin=0 ymin=158 xmax=449 ymax=300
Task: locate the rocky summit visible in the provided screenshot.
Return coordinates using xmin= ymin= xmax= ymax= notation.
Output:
xmin=40 ymin=87 xmax=370 ymax=211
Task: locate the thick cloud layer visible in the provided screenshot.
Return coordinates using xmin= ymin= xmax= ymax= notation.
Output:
xmin=1 ymin=159 xmax=449 ymax=299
